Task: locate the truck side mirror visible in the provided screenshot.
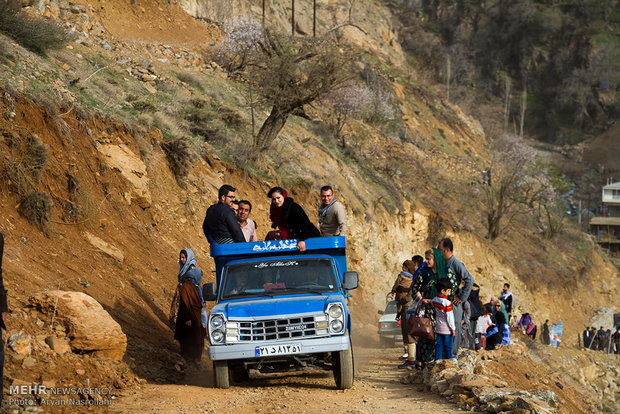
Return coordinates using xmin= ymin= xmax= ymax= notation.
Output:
xmin=342 ymin=271 xmax=358 ymax=290
xmin=378 ymin=310 xmax=384 ymax=315
xmin=202 ymin=283 xmax=217 ymax=301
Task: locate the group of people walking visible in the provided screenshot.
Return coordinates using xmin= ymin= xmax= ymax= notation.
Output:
xmin=169 ymin=184 xmax=348 ymax=360
xmin=583 ymin=326 xmax=620 ymax=354
xmin=389 ymin=238 xmax=475 ymax=369
xmin=389 ymin=242 xmax=546 ymax=368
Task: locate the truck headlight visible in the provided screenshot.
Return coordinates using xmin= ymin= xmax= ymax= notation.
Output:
xmin=211 ymin=315 xmax=224 ymax=329
xmin=212 ymin=330 xmax=224 ymax=343
xmin=328 ymin=305 xmax=343 ymax=319
xmin=330 ymin=319 xmax=344 ymax=333
xmin=327 ymin=303 xmax=345 ymax=334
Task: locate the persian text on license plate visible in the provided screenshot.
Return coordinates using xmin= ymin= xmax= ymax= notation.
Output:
xmin=255 ymin=343 xmax=302 ymax=357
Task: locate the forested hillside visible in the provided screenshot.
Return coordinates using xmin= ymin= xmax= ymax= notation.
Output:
xmin=394 ymin=0 xmax=619 ymax=143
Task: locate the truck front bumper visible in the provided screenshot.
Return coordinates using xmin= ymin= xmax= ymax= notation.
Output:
xmin=208 ymin=335 xmax=350 ymax=361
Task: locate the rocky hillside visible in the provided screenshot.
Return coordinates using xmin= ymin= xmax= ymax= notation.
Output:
xmin=0 ymin=0 xmax=619 ymax=412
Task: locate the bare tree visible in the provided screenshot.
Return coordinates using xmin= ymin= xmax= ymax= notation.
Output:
xmin=483 ymin=134 xmax=555 ymax=241
xmin=326 ymin=83 xmax=372 ymax=148
xmin=218 ymin=23 xmax=355 ymax=156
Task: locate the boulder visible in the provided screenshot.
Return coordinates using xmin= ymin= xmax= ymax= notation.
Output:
xmin=29 ymin=291 xmax=126 ymax=360
xmin=96 ymin=143 xmax=152 ymax=208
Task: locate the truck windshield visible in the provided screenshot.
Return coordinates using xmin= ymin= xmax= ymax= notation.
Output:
xmin=222 ymin=258 xmax=338 ymax=299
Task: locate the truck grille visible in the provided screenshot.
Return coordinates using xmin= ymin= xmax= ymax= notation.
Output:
xmin=235 ymin=316 xmax=320 ymax=342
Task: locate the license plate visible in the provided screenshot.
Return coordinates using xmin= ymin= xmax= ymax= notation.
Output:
xmin=255 ymin=343 xmax=302 ymax=357
xmin=395 ymin=335 xmax=403 ymax=341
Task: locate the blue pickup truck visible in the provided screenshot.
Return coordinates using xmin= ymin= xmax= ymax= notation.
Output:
xmin=202 ymin=236 xmax=358 ymax=389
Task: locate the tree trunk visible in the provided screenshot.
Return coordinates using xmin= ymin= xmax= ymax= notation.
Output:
xmin=519 ymin=87 xmax=527 ymax=137
xmin=503 ymin=76 xmax=511 ymax=132
xmin=446 ymin=55 xmax=451 ymax=102
xmin=253 ymin=106 xmax=290 ymax=155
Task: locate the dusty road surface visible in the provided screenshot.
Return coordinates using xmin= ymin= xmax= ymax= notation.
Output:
xmin=111 ymin=338 xmax=461 ymax=413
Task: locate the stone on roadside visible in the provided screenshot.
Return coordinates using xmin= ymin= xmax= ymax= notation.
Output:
xmin=22 ymin=357 xmax=37 ymax=368
xmin=29 ymin=291 xmax=127 ymax=360
xmin=45 ymin=335 xmax=72 ymax=355
xmin=8 ymin=331 xmax=32 ymax=356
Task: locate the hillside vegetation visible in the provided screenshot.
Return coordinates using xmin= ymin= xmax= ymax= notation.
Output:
xmin=0 ymin=0 xmax=618 ymax=411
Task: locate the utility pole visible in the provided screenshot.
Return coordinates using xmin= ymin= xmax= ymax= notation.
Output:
xmin=313 ymin=0 xmax=316 ymax=37
xmin=291 ymin=0 xmax=295 ymax=36
xmin=262 ymin=0 xmax=265 ymax=26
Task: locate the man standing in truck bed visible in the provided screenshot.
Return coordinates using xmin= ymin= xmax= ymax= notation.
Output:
xmin=203 ymin=184 xmax=245 ymax=244
xmin=318 ymin=185 xmax=347 ymax=237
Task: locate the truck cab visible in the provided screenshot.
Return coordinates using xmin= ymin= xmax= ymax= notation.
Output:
xmin=203 ymin=237 xmax=358 ymax=389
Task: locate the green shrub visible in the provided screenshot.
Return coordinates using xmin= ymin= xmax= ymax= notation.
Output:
xmin=0 ymin=0 xmax=68 ymax=55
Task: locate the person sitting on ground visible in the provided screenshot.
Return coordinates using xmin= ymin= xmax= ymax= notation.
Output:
xmin=519 ymin=313 xmax=537 ymax=341
xmin=237 ymin=200 xmax=258 ymax=242
xmin=490 ymin=296 xmax=510 ymax=326
xmin=170 ymin=249 xmax=207 ymax=361
xmin=494 ymin=301 xmax=511 ymax=345
xmin=267 ymin=187 xmax=320 ymax=251
xmin=432 ymin=278 xmax=456 ymax=360
xmin=389 ymin=258 xmax=419 ymax=361
xmin=317 ymin=185 xmax=347 ymax=237
xmin=499 ymin=283 xmax=513 ymax=317
xmin=203 ymin=184 xmax=245 ymax=244
xmin=482 ymin=304 xmax=502 ymax=350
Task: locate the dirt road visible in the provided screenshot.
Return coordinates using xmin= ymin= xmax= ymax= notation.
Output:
xmin=111 ymin=339 xmax=461 ymax=414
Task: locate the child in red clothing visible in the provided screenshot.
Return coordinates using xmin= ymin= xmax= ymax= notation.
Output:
xmin=431 ymin=278 xmax=456 ymax=360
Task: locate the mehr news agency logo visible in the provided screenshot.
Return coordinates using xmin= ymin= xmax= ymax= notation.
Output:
xmin=8 ymin=383 xmax=115 ymax=407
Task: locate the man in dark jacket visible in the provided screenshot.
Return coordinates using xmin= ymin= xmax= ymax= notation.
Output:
xmin=438 ymin=238 xmax=474 ymax=356
xmin=0 ymin=232 xmax=8 ymax=405
xmin=202 ymin=185 xmax=245 ymax=244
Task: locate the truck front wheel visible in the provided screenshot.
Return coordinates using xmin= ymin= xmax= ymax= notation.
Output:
xmin=213 ymin=360 xmax=230 ymax=389
xmin=333 ymin=335 xmax=354 ymax=390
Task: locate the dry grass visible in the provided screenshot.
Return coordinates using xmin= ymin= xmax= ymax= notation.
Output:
xmin=0 ymin=131 xmax=48 ymax=196
xmin=19 ymin=191 xmax=52 ymax=235
xmin=161 ymin=137 xmax=193 ymax=186
xmin=0 ymin=0 xmax=67 ymax=55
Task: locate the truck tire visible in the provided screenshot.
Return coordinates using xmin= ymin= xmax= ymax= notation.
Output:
xmin=213 ymin=360 xmax=230 ymax=389
xmin=333 ymin=335 xmax=354 ymax=390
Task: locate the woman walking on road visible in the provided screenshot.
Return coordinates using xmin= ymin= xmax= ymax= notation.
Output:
xmin=169 ymin=249 xmax=207 ymax=361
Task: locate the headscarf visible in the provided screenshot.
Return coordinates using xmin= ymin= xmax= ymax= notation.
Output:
xmin=268 ymin=188 xmax=291 ymax=239
xmin=179 ymin=249 xmax=197 ymax=279
xmin=178 ymin=249 xmax=201 ymax=287
xmin=423 ymin=248 xmax=446 ymax=299
xmin=402 ymin=260 xmax=417 ymax=275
